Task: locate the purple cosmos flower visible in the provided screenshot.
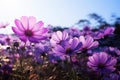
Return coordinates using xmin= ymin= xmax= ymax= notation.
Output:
xmin=52 ymin=37 xmax=82 ymax=60
xmin=1 ymin=35 xmax=14 ymax=45
xmin=107 ymin=47 xmax=120 ymax=56
xmin=79 ymin=35 xmax=99 ymax=50
xmin=87 ymin=52 xmax=117 ymax=72
xmin=81 ymin=26 xmax=93 ymax=36
xmin=50 ymin=30 xmax=69 ymax=46
xmin=109 ymin=73 xmax=120 ymax=80
xmin=34 ymin=43 xmax=50 ymax=56
xmin=0 ymin=34 xmax=5 ymax=38
xmin=93 ymin=30 xmax=105 ymax=39
xmin=104 ymin=27 xmax=115 ymax=36
xmin=94 ymin=27 xmax=115 ymax=39
xmin=12 ymin=16 xmax=49 ymax=43
xmin=100 ymin=47 xmax=120 ymax=56
xmin=83 ymin=26 xmax=91 ymax=31
xmin=68 ymin=28 xmax=81 ymax=37
xmin=32 ymin=43 xmax=50 ymax=63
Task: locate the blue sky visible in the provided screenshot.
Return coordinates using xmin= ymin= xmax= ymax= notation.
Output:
xmin=0 ymin=0 xmax=120 ymax=34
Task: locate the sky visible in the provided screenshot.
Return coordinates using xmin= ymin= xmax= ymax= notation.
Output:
xmin=0 ymin=0 xmax=120 ymax=34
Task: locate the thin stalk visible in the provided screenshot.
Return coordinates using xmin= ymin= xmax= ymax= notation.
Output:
xmin=70 ymin=55 xmax=77 ymax=80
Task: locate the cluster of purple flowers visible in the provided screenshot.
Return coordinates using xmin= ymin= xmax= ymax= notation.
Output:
xmin=0 ymin=16 xmax=120 ymax=80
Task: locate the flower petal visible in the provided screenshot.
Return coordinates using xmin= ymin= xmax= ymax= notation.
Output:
xmin=92 ymin=53 xmax=99 ymax=64
xmin=86 ymin=36 xmax=93 ymax=48
xmin=52 ymin=48 xmax=65 ymax=55
xmin=106 ymin=66 xmax=116 ymax=71
xmin=19 ymin=36 xmax=27 ymax=42
xmin=87 ymin=62 xmax=97 ymax=67
xmin=21 ymin=16 xmax=29 ymax=29
xmin=79 ymin=36 xmax=86 ymax=47
xmin=71 ymin=37 xmax=79 ymax=50
xmin=50 ymin=38 xmax=57 ymax=45
xmin=99 ymin=52 xmax=108 ymax=64
xmin=74 ymin=42 xmax=82 ymax=50
xmin=88 ymin=41 xmax=99 ymax=49
xmin=12 ymin=27 xmax=24 ymax=36
xmin=62 ymin=31 xmax=68 ymax=40
xmin=15 ymin=19 xmax=25 ymax=31
xmin=33 ymin=28 xmax=48 ymax=35
xmin=56 ymin=31 xmax=62 ymax=40
xmin=32 ymin=21 xmax=44 ymax=31
xmin=28 ymin=37 xmax=39 ymax=43
xmin=28 ymin=16 xmax=36 ymax=29
xmin=33 ymin=35 xmax=47 ymax=40
xmin=53 ymin=45 xmax=65 ymax=54
xmin=51 ymin=32 xmax=60 ymax=42
xmin=106 ymin=58 xmax=117 ymax=66
xmin=88 ymin=56 xmax=96 ymax=64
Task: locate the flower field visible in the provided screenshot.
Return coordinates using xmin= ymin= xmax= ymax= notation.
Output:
xmin=0 ymin=16 xmax=120 ymax=80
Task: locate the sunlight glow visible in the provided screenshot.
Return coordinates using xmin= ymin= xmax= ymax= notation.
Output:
xmin=0 ymin=0 xmax=120 ymax=34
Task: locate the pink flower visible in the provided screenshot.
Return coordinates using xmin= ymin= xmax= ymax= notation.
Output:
xmin=0 ymin=22 xmax=9 ymax=28
xmin=104 ymin=27 xmax=115 ymax=36
xmin=50 ymin=31 xmax=69 ymax=46
xmin=87 ymin=52 xmax=117 ymax=72
xmin=79 ymin=35 xmax=99 ymax=50
xmin=94 ymin=27 xmax=115 ymax=39
xmin=12 ymin=16 xmax=49 ymax=43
